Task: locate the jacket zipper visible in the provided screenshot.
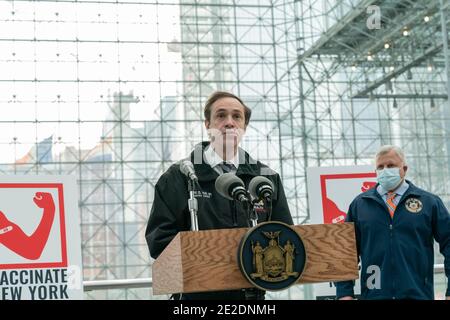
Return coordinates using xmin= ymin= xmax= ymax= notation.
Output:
xmin=389 ymin=222 xmax=395 ymax=299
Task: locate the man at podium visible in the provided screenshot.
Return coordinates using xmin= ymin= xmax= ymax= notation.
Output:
xmin=145 ymin=91 xmax=294 ymax=300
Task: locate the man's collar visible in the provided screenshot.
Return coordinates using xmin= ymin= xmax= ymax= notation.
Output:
xmin=190 ymin=141 xmax=263 ymax=181
xmin=204 ymin=144 xmax=240 ymax=169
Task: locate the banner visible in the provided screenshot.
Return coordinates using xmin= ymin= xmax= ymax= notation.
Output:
xmin=0 ymin=176 xmax=83 ymax=300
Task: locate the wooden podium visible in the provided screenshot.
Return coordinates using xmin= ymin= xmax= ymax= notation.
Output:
xmin=152 ymin=223 xmax=358 ymax=295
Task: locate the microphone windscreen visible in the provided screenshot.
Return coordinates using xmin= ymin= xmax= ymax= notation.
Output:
xmin=248 ymin=176 xmax=274 ymax=199
xmin=179 ymin=160 xmax=194 ymax=176
xmin=215 ymin=173 xmax=244 ymax=200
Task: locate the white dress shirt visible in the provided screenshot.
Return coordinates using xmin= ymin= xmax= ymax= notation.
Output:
xmin=204 ymin=146 xmax=240 ymax=175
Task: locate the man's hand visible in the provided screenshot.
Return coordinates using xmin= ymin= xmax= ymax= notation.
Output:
xmin=339 ymin=296 xmax=355 ymax=300
xmin=33 ymin=192 xmax=55 ymax=211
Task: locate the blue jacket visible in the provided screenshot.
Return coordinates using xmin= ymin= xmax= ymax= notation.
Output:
xmin=336 ymin=180 xmax=450 ymax=300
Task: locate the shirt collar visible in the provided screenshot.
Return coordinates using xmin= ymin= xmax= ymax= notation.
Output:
xmin=377 ymin=179 xmax=409 ymax=197
xmin=204 ymin=145 xmax=240 ymax=169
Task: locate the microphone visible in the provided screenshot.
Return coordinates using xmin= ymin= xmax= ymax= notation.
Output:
xmin=180 ymin=160 xmax=199 ymax=230
xmin=180 ymin=160 xmax=198 ymax=181
xmin=248 ymin=176 xmax=274 ymax=201
xmin=215 ymin=173 xmax=250 ymax=203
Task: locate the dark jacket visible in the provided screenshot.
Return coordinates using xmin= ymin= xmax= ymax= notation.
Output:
xmin=145 ymin=142 xmax=293 ymax=299
xmin=336 ymin=181 xmax=450 ymax=300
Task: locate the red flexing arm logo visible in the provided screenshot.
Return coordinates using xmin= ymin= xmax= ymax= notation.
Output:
xmin=0 ymin=192 xmax=55 ymax=260
xmin=323 ymin=181 xmax=377 ymax=224
xmin=323 ymin=197 xmax=347 ymax=224
xmin=361 ymin=181 xmax=376 ymax=192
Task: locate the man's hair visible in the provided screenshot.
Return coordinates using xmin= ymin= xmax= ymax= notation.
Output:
xmin=203 ymin=91 xmax=252 ymax=126
xmin=375 ymin=145 xmax=407 ymax=165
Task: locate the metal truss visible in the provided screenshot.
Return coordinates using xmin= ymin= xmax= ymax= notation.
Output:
xmin=0 ymin=0 xmax=449 ymax=300
xmin=292 ymin=0 xmax=450 ymax=196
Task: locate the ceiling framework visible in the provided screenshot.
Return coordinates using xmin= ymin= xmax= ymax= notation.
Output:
xmin=0 ymin=0 xmax=448 ymax=300
xmin=292 ymin=0 xmax=450 ymax=198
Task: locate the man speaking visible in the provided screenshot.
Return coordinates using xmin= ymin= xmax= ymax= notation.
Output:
xmin=145 ymin=91 xmax=293 ymax=300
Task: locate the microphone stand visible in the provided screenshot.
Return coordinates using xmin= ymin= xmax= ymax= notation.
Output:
xmin=187 ymin=179 xmax=199 ymax=231
xmin=265 ymin=197 xmax=273 ymax=222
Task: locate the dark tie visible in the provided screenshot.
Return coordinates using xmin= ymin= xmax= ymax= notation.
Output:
xmin=220 ymin=162 xmax=235 ymax=174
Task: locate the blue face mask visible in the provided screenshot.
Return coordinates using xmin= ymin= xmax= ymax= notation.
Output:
xmin=376 ymin=167 xmax=402 ymax=191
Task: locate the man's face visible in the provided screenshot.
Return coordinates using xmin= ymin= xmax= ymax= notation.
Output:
xmin=205 ymin=97 xmax=247 ymax=152
xmin=375 ymin=150 xmax=408 ymax=180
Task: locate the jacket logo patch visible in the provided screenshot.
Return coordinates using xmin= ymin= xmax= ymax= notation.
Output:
xmin=405 ymin=198 xmax=423 ymax=213
xmin=193 ymin=191 xmax=212 ymax=199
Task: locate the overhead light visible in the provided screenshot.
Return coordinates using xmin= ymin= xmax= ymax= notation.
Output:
xmin=351 ymin=65 xmax=357 ymax=71
xmin=407 ymin=69 xmax=413 ymax=80
xmin=429 ymin=90 xmax=435 ymax=108
xmin=384 ymin=43 xmax=390 ymax=49
xmin=403 ymin=29 xmax=409 ymax=36
xmin=389 ymin=66 xmax=395 ymax=72
xmin=367 ymin=54 xmax=373 ymax=61
xmin=427 ymin=63 xmax=433 ymax=72
xmin=386 ymin=81 xmax=393 ymax=92
xmin=424 ymin=16 xmax=430 ymax=22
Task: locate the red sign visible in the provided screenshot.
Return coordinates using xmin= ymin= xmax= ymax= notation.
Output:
xmin=0 ymin=184 xmax=68 ymax=270
xmin=320 ymin=173 xmax=376 ymax=224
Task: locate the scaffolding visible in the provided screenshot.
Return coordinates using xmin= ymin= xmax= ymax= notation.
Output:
xmin=0 ymin=0 xmax=448 ymax=299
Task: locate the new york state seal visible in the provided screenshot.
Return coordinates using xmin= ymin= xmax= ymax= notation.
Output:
xmin=238 ymin=221 xmax=306 ymax=291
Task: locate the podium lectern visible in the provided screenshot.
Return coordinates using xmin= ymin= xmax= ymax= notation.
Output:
xmin=152 ymin=222 xmax=358 ymax=295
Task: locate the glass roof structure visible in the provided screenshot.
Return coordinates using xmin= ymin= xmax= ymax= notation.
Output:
xmin=0 ymin=0 xmax=448 ymax=299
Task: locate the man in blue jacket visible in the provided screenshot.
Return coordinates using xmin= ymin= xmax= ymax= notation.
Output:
xmin=336 ymin=145 xmax=450 ymax=300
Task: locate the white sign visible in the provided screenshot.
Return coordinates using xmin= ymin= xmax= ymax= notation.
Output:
xmin=307 ymin=166 xmax=377 ymax=299
xmin=0 ymin=176 xmax=83 ymax=300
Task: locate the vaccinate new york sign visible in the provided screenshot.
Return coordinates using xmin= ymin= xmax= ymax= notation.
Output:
xmin=0 ymin=176 xmax=83 ymax=300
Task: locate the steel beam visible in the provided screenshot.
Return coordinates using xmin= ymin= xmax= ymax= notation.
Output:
xmin=352 ymin=44 xmax=443 ymax=98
